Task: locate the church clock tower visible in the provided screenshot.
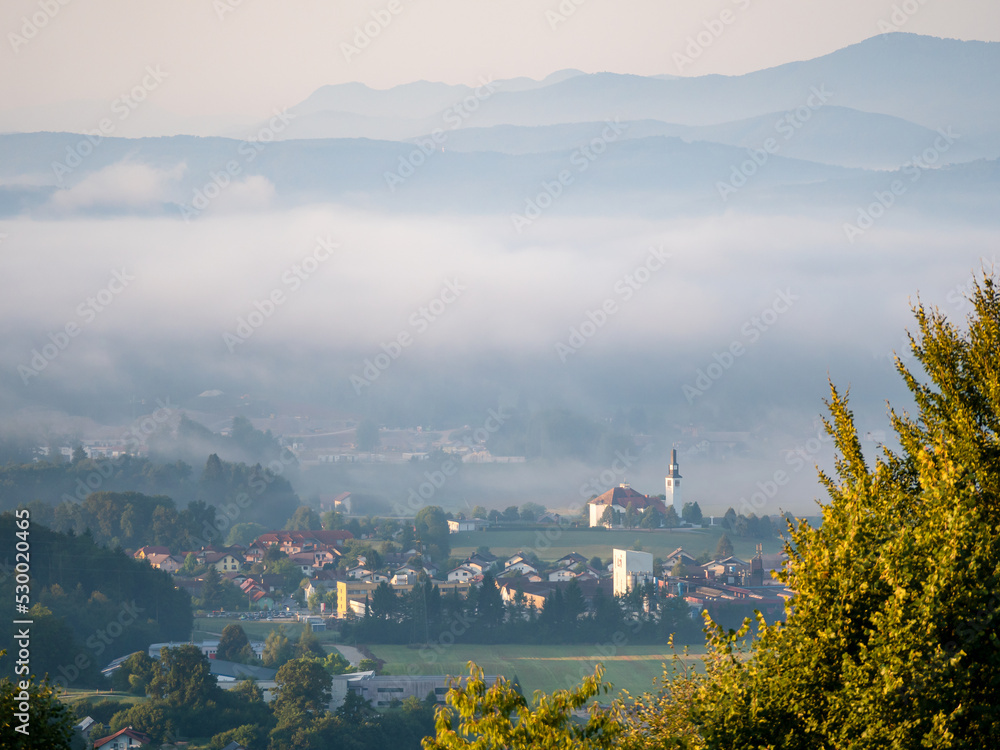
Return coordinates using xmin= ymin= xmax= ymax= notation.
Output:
xmin=665 ymin=448 xmax=682 ymax=514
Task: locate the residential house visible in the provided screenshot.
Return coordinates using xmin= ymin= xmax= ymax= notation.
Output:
xmin=252 ymin=529 xmax=354 ymax=555
xmin=143 ymin=552 xmax=184 ymax=574
xmin=663 ymin=547 xmax=699 ymax=570
xmin=346 ymin=565 xmax=372 ymax=580
xmin=548 ymin=567 xmax=579 ymax=583
xmin=447 ymin=565 xmax=477 ymax=583
xmin=204 ymin=550 xmax=243 ymax=573
xmin=574 ymin=566 xmax=602 ymax=582
xmin=502 ymin=553 xmax=538 ymax=576
xmin=391 ymin=565 xmax=422 ymax=585
xmin=462 ymin=553 xmax=497 ymax=574
xmin=702 ymin=556 xmax=750 ymax=584
xmin=93 ymin=726 xmax=152 ymax=749
xmin=133 ymin=546 xmax=170 ymax=561
xmin=288 ymin=552 xmax=317 ymax=577
xmin=554 ymin=552 xmax=588 ymax=568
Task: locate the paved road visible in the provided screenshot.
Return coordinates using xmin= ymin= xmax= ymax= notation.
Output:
xmin=332 ymin=644 xmax=365 ymax=666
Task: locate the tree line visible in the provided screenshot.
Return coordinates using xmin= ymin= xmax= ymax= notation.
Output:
xmin=339 ymin=573 xmax=761 ymax=647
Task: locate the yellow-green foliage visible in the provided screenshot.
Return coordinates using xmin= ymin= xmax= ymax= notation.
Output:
xmin=423 ymin=272 xmax=1000 ymax=749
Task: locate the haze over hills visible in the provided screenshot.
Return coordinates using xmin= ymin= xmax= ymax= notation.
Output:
xmin=0 ymin=32 xmax=998 ymax=514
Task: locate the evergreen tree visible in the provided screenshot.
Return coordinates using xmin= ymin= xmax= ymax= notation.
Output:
xmin=294 ymin=623 xmax=325 ymax=660
xmin=713 ymin=533 xmax=733 ymax=559
xmin=262 ymin=626 xmax=295 ymax=667
xmin=681 ymin=501 xmax=703 ymax=525
xmin=200 ymin=566 xmax=224 ymax=610
xmin=217 ymin=623 xmax=254 ymax=663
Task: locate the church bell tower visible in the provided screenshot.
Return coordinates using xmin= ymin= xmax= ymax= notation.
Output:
xmin=665 ymin=448 xmax=682 ymax=514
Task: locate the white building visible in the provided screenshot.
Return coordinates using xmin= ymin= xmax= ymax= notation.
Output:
xmin=665 ymin=448 xmax=682 ymax=513
xmin=613 ymin=548 xmax=654 ymax=596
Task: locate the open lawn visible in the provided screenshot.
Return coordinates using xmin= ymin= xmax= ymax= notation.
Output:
xmin=192 ymin=617 xmax=341 ymax=643
xmin=57 ymin=688 xmax=145 ymax=706
xmin=449 ymin=526 xmax=784 ymax=564
xmin=368 ymin=643 xmax=706 ymax=700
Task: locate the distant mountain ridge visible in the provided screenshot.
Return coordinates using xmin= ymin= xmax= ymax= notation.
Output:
xmin=268 ymin=33 xmax=1000 ymax=143
xmin=0 ymin=33 xmax=997 ymax=222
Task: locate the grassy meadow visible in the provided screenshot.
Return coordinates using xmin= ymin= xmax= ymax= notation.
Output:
xmin=192 ymin=617 xmax=342 ymax=643
xmin=368 ymin=642 xmax=706 ymax=699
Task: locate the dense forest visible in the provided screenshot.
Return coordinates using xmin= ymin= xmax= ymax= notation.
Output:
xmin=0 ymin=451 xmax=301 ymax=549
xmin=0 ymin=514 xmax=193 ymax=688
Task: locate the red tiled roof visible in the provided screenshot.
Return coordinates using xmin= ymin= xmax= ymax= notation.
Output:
xmin=254 ymin=530 xmax=353 ymax=546
xmin=588 ymin=486 xmax=667 ymax=513
xmin=94 ymin=726 xmax=152 ymax=748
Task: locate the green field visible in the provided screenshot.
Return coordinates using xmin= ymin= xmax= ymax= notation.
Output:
xmin=58 ymin=688 xmax=145 ymax=706
xmin=449 ymin=526 xmax=784 ymax=564
xmin=368 ymin=643 xmax=705 ymax=699
xmin=192 ymin=617 xmax=341 ymax=644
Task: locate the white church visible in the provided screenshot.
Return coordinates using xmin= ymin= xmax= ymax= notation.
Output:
xmin=587 ymin=449 xmax=684 ymax=528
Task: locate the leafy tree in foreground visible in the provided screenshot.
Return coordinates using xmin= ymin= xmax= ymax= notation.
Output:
xmin=0 ymin=651 xmax=81 ymax=750
xmin=688 ymin=272 xmax=1000 ymax=747
xmin=423 ymin=663 xmax=620 ymax=750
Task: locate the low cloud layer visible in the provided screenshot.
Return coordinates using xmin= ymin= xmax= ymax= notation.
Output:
xmin=0 ymin=203 xmax=993 ymax=514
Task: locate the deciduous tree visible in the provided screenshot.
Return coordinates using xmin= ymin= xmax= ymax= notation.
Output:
xmin=689 ymin=272 xmax=1000 ymax=747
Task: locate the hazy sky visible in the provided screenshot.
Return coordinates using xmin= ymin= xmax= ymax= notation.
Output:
xmin=3 ymin=0 xmax=998 ymax=121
